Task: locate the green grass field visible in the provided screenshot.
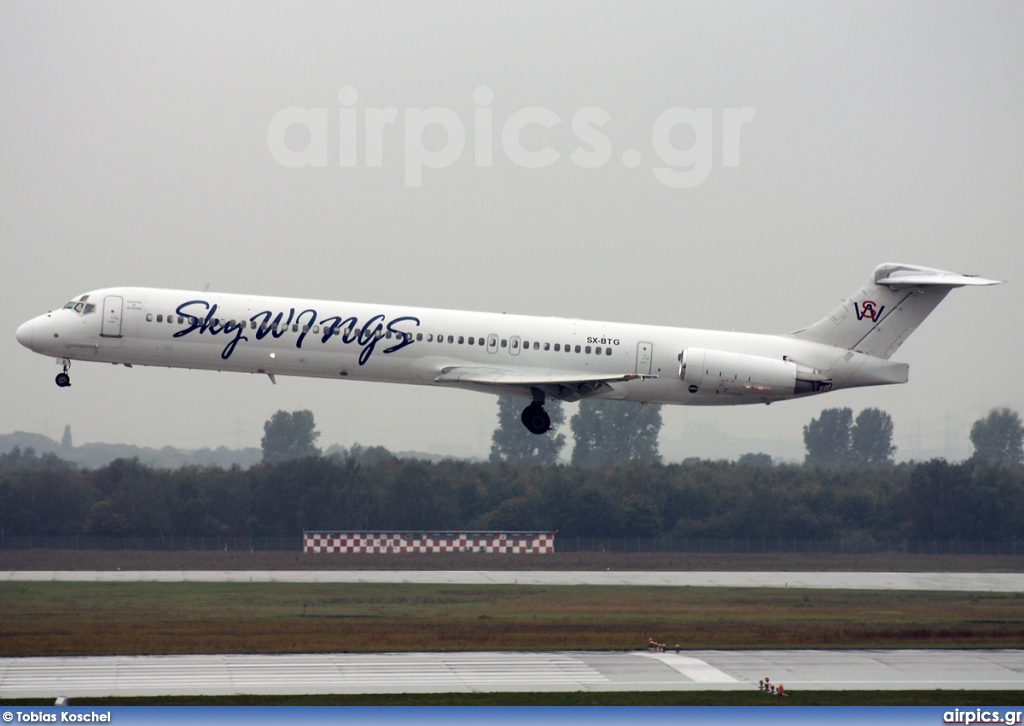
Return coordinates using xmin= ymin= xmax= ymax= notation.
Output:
xmin=2 ymin=581 xmax=1023 ymax=655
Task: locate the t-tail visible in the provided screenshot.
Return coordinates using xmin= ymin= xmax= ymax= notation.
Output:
xmin=788 ymin=263 xmax=1001 ymax=359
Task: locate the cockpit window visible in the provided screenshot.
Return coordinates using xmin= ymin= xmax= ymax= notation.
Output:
xmin=64 ymin=299 xmax=97 ymax=315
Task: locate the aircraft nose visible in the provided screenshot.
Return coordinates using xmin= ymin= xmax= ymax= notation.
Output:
xmin=16 ymin=319 xmax=34 ymax=349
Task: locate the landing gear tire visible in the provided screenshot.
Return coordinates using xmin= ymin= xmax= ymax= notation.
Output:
xmin=55 ymin=372 xmax=71 ymax=388
xmin=521 ymin=403 xmax=550 ymax=435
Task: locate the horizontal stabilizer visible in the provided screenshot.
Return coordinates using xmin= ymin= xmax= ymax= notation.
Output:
xmin=873 ymin=263 xmax=1002 ymax=289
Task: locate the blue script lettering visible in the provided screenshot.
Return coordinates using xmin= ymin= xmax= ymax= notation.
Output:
xmin=172 ymin=299 xmax=420 ymax=364
xmin=174 ymin=300 xmax=249 ymax=359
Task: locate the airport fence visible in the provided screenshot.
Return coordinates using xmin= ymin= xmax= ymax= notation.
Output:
xmin=555 ymin=536 xmax=1024 ymax=556
xmin=0 ymin=534 xmax=1022 ymax=555
xmin=0 ymin=535 xmax=303 ymax=552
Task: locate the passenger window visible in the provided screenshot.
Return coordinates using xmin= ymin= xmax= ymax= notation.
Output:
xmin=468 ymin=336 xmax=474 ymax=345
xmin=522 ymin=340 xmax=528 ymax=349
xmin=313 ymin=325 xmax=320 ymax=333
xmin=250 ymin=321 xmax=257 ymax=329
xmin=458 ymin=336 xmax=464 ymax=344
xmin=585 ymin=346 xmax=592 ymax=354
xmin=146 ymin=314 xmax=153 ymax=322
xmin=157 ymin=314 xmax=163 ymax=323
xmin=292 ymin=324 xmax=299 ymax=332
xmin=606 ymin=347 xmax=612 ymax=355
xmin=595 ymin=347 xmax=602 ymax=355
xmin=479 ymin=338 xmax=485 ymax=346
xmin=427 ymin=333 xmax=434 ymax=342
xmin=554 ymin=344 xmax=560 ymax=351
xmin=533 ymin=342 xmax=539 ymax=350
xmin=501 ymin=339 xmax=507 ymax=348
xmin=417 ymin=333 xmax=423 ymax=341
xmin=575 ymin=345 xmax=581 ymax=353
xmin=447 ymin=335 xmax=454 ymax=343
xmin=512 ymin=339 xmax=519 ymax=349
xmin=544 ymin=343 xmax=550 ymax=351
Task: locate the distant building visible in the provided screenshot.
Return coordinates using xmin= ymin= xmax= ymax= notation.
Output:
xmin=303 ymin=531 xmax=554 ymax=554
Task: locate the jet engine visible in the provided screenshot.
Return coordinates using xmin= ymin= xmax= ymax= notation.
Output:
xmin=678 ymin=348 xmax=831 ymax=397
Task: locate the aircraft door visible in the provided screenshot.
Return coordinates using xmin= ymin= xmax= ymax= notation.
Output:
xmin=101 ymin=296 xmax=124 ymax=338
xmin=636 ymin=341 xmax=653 ymax=375
xmin=487 ymin=334 xmax=498 ymax=354
xmin=510 ymin=335 xmax=521 ymax=356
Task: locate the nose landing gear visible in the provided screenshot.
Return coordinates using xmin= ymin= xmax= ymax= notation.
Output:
xmin=55 ymin=360 xmax=71 ymax=388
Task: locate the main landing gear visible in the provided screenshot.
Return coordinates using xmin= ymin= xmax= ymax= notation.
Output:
xmin=520 ymin=387 xmax=551 ymax=435
xmin=55 ymin=360 xmax=71 ymax=388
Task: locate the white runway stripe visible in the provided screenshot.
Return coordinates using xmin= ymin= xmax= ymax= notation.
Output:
xmin=635 ymin=653 xmax=738 ymax=682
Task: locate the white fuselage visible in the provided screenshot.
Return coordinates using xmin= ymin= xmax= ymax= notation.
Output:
xmin=16 ymin=286 xmax=910 ymax=406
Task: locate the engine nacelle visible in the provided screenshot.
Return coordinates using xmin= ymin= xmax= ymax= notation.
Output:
xmin=678 ymin=348 xmax=830 ymax=397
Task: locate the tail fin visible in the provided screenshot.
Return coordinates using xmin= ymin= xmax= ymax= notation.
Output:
xmin=788 ymin=263 xmax=1000 ymax=359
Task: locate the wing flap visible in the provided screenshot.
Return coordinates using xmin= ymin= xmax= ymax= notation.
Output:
xmin=433 ymin=366 xmax=654 ymax=402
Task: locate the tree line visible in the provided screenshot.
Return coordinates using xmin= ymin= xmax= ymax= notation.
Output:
xmin=2 ymin=419 xmax=1021 ymax=543
xmin=2 ymin=402 xmax=1020 ymax=542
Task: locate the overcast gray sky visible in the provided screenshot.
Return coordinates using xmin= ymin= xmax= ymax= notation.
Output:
xmin=3 ymin=1 xmax=1021 ymax=462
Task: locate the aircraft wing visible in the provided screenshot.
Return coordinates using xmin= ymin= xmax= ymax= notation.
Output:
xmin=433 ymin=366 xmax=654 ymax=402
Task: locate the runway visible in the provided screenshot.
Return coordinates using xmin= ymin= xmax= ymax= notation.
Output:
xmin=4 ymin=570 xmax=1024 ymax=591
xmin=4 ymin=570 xmax=1022 ymax=698
xmin=1 ymin=650 xmax=1021 ymax=698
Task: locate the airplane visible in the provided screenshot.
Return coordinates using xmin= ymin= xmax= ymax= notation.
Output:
xmin=16 ymin=262 xmax=999 ymax=434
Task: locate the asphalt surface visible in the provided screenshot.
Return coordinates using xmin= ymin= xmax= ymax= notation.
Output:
xmin=4 ymin=570 xmax=1024 ymax=591
xmin=1 ymin=650 xmax=1021 ymax=697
